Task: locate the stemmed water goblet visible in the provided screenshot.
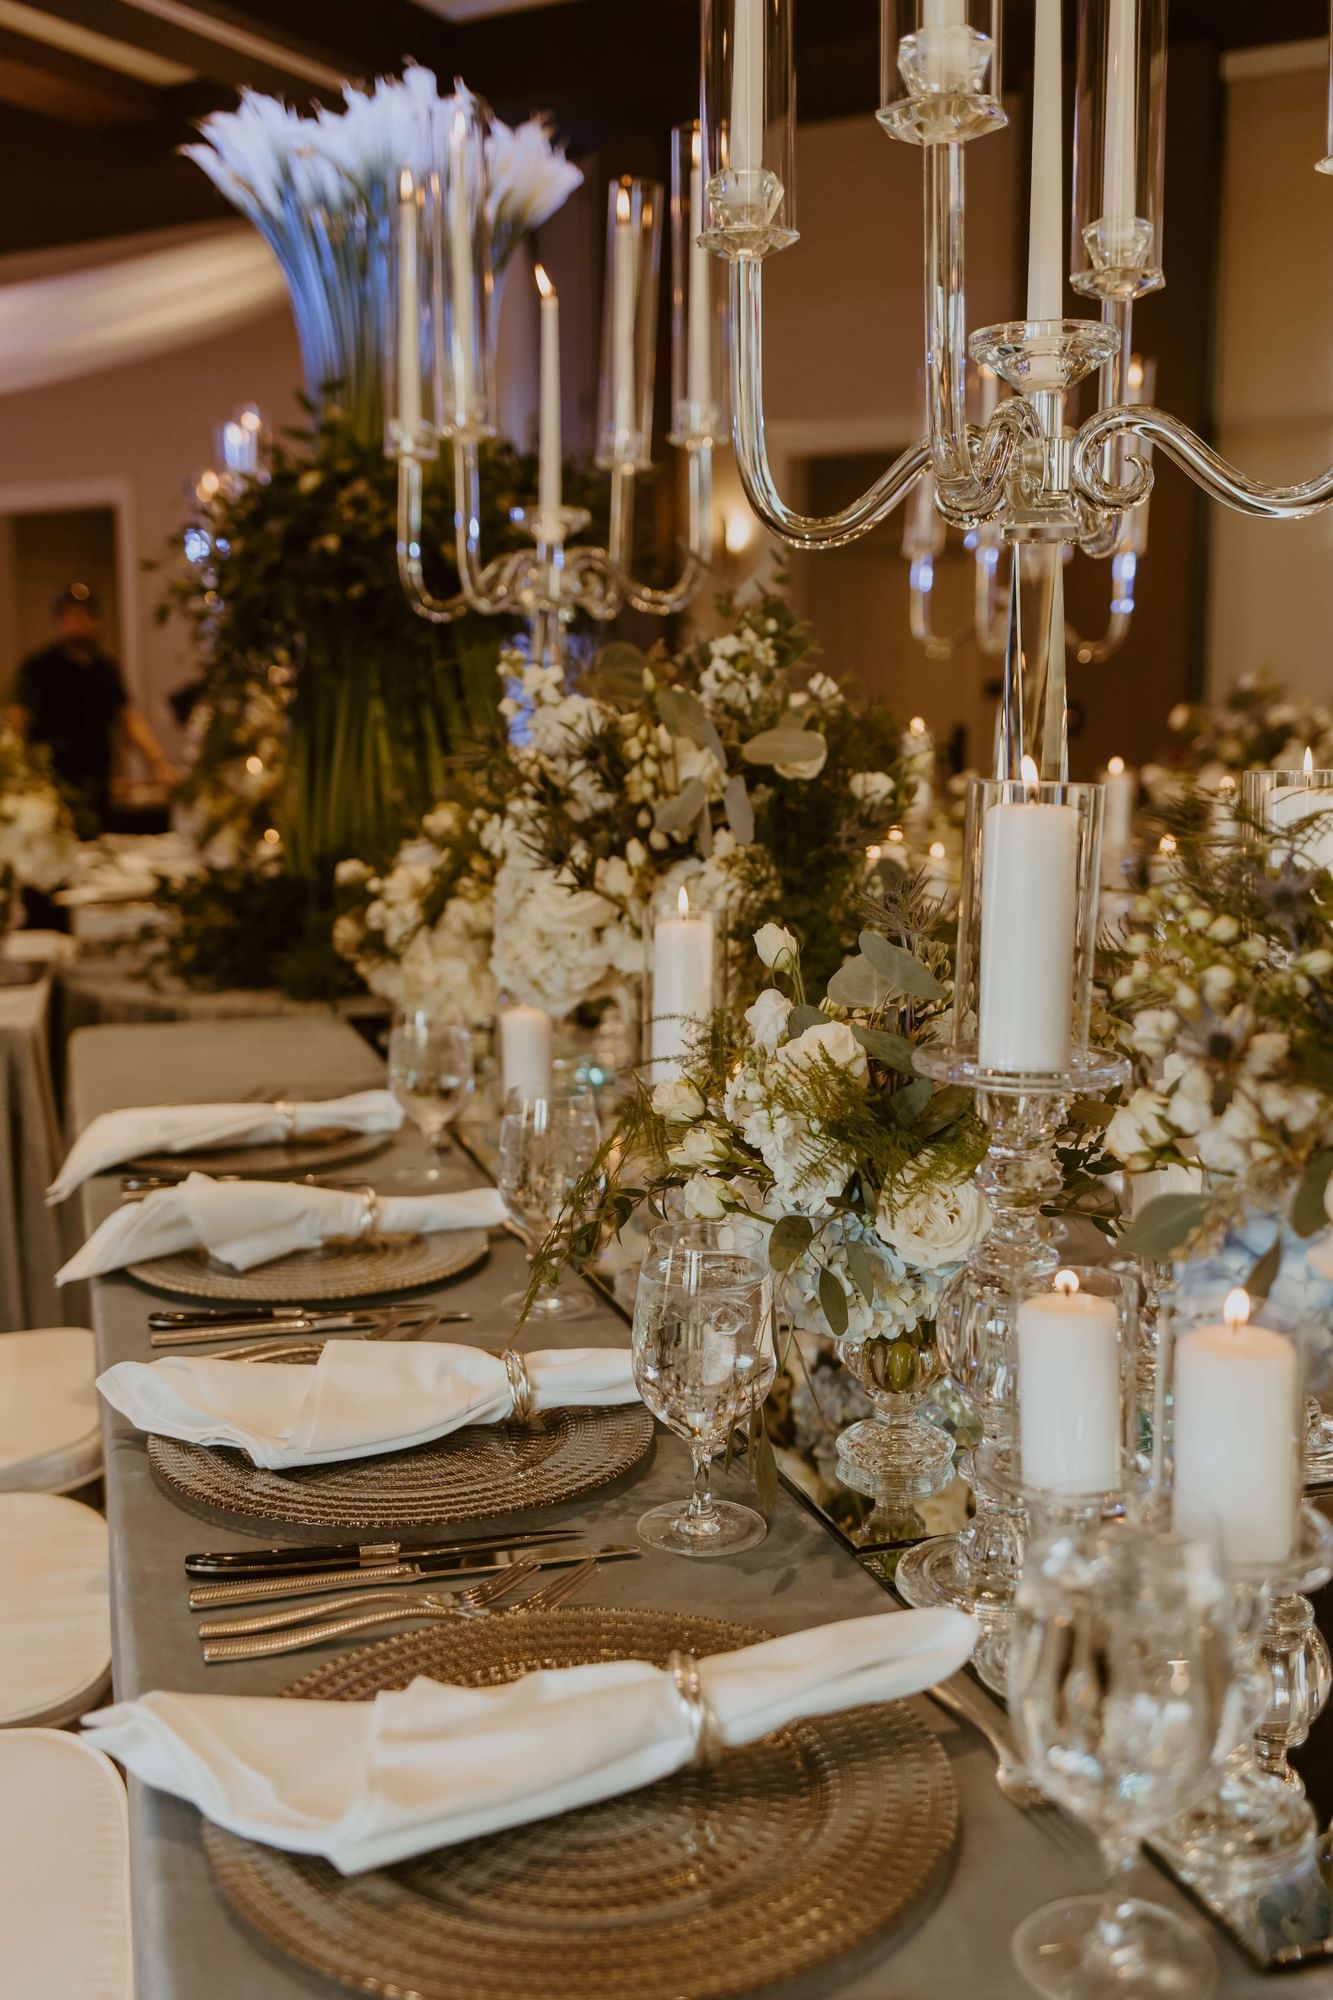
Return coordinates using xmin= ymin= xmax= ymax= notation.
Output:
xmin=497 ymin=1086 xmax=602 ymax=1320
xmin=386 ymin=1008 xmax=475 ymax=1181
xmin=631 ymin=1217 xmax=775 ymax=1559
xmin=1008 ymin=1509 xmax=1240 ymax=2000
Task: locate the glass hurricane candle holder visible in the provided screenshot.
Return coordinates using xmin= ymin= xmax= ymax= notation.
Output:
xmin=385 ymin=167 xmax=442 ymax=463
xmin=833 ymin=1324 xmax=955 ymax=1497
xmin=669 ymin=123 xmax=729 ymax=448
xmin=1070 ymin=0 xmax=1167 ymax=299
xmin=596 ymin=177 xmax=663 ymax=472
xmin=1152 ymin=1289 xmax=1333 ymax=1888
xmin=700 ymin=0 xmax=798 ymax=257
xmin=1241 ymin=760 xmax=1333 ymax=874
xmin=877 ymin=0 xmax=1006 ymax=145
xmin=431 ymin=93 xmax=497 ymax=443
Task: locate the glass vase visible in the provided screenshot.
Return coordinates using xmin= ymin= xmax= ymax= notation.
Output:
xmin=834 ymin=1327 xmax=955 ymax=1496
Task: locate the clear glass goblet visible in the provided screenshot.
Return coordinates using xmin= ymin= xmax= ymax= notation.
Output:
xmin=631 ymin=1218 xmax=775 ymax=1559
xmin=387 ymin=1009 xmax=474 ymax=1181
xmin=1008 ymin=1511 xmax=1239 ymax=2000
xmin=497 ymin=1087 xmax=602 ymax=1320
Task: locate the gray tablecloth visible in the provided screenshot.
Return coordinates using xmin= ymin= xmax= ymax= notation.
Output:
xmin=0 ymin=963 xmax=65 ymax=1330
xmin=59 ymin=948 xmax=383 ymax=1039
xmin=71 ymin=1015 xmax=1281 ymax=2000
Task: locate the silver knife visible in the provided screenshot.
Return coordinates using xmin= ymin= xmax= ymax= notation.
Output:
xmin=151 ymin=1313 xmax=379 ymax=1347
xmin=184 ymin=1526 xmax=579 ymax=1576
xmin=187 ymin=1543 xmax=641 ymax=1611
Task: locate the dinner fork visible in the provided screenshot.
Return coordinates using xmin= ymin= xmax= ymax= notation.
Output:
xmin=200 ymin=1554 xmax=599 ymax=1663
xmin=199 ymin=1559 xmax=540 ymax=1664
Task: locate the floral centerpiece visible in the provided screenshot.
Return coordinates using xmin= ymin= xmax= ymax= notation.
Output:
xmin=0 ymin=732 xmax=78 ymax=904
xmin=1146 ymin=673 xmax=1333 ymax=806
xmin=1103 ymin=791 xmax=1333 ymax=1367
xmin=530 ymin=897 xmax=990 ymax=1483
xmin=332 ymin=583 xmax=919 ymax=1025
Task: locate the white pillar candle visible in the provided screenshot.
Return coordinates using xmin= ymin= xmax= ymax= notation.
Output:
xmin=534 ymin=265 xmax=562 ymax=522
xmin=729 ymin=0 xmax=765 ymax=180
xmin=397 ymin=171 xmax=422 ymax=436
xmin=448 ymin=112 xmax=476 ymax=414
xmin=650 ymin=888 xmax=715 ymax=1080
xmin=687 ymin=133 xmax=711 ymax=421
xmin=1172 ymin=1290 xmax=1299 ymax=1568
xmin=500 ymin=1004 xmax=554 ymax=1100
xmin=1101 ymin=0 xmax=1137 ymax=235
xmin=1017 ymin=1270 xmax=1122 ymax=1492
xmin=977 ymin=765 xmax=1078 ymax=1072
xmin=905 ymin=715 xmax=934 ymax=826
xmin=1266 ymin=752 xmax=1333 ymax=873
xmin=922 ymin=0 xmax=970 ymax=92
xmin=1101 ymin=754 xmax=1136 ymax=855
xmin=611 ymin=186 xmax=637 ymax=455
xmin=1026 ymin=0 xmax=1065 ymax=320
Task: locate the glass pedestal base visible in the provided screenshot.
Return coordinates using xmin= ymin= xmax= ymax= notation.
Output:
xmin=1158 ymin=1746 xmax=1317 ymax=1894
xmin=893 ymin=1518 xmax=1023 ymax=1628
xmin=636 ymin=1497 xmax=768 ymax=1560
xmin=1304 ymin=1397 xmax=1333 ymax=1486
xmin=1012 ymin=1894 xmax=1217 ymax=2000
xmin=835 ymin=1410 xmax=954 ymax=1486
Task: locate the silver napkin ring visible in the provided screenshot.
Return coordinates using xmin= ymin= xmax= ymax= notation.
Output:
xmin=356 ymin=1187 xmax=381 ymax=1241
xmin=667 ymin=1649 xmax=724 ymax=1768
xmin=272 ymin=1098 xmax=296 ymax=1138
xmin=502 ymin=1348 xmax=536 ymax=1425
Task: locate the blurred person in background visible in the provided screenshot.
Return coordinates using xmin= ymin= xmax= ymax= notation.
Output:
xmin=8 ymin=583 xmax=176 ymax=834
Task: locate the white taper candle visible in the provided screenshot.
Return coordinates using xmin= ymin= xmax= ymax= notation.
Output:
xmin=1027 ymin=0 xmax=1065 ymax=320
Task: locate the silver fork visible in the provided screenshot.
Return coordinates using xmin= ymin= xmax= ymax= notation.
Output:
xmin=200 ymin=1559 xmax=542 ymax=1664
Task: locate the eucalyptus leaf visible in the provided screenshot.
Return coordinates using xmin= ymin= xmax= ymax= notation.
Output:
xmin=587 ymin=642 xmax=653 ymax=705
xmin=849 ymin=1024 xmax=917 ymax=1073
xmin=858 ymin=930 xmax=944 ymax=1000
xmin=741 ymin=727 xmax=827 ymax=770
xmin=656 ymin=686 xmax=726 ymax=768
xmin=819 ymin=1264 xmax=849 ymax=1337
xmin=786 ymin=1004 xmax=828 ymax=1036
xmin=748 ymin=1409 xmax=779 ymax=1517
xmin=723 ymin=773 xmax=755 ymax=845
xmin=826 ymin=955 xmax=892 ymax=1010
xmin=889 ymin=1075 xmax=934 ymax=1126
xmin=1246 ymin=1237 xmax=1282 ymax=1301
xmin=1291 ymin=1149 xmax=1333 ymax=1239
xmin=1068 ymin=1098 xmax=1117 ymax=1129
xmin=918 ymin=1084 xmax=971 ymax=1136
xmin=1117 ymin=1192 xmax=1211 ymax=1260
xmin=845 ymin=1235 xmax=878 ymax=1307
xmin=652 ymin=778 xmax=708 ymax=834
xmin=769 ymin=1213 xmax=814 ymax=1271
xmin=696 ymin=799 xmax=713 ymax=860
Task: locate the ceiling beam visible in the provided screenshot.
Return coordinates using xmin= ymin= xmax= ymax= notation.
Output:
xmin=0 ymin=26 xmax=162 ymax=123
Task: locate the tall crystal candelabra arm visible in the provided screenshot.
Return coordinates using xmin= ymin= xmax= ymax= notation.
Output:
xmin=1068 ymin=547 xmax=1137 ymax=665
xmin=1076 ymin=299 xmax=1136 ymax=559
xmin=451 ymin=440 xmax=532 ymax=615
xmin=729 ymin=259 xmax=930 ymax=548
xmin=396 ymin=456 xmax=469 ymax=625
xmin=1073 ymin=406 xmax=1333 ymax=520
xmin=603 ymin=448 xmax=716 ymax=616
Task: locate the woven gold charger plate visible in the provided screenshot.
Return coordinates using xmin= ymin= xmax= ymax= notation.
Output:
xmin=126 ymin=1227 xmax=488 ymax=1303
xmin=204 ymin=1605 xmax=958 ymax=2000
xmin=148 ymin=1400 xmax=655 ymax=1533
xmin=130 ymin=1128 xmax=390 ymax=1179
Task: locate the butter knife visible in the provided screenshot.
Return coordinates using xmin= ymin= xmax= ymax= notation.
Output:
xmin=184 ymin=1526 xmax=578 ymax=1576
xmin=188 ymin=1544 xmax=641 ymax=1611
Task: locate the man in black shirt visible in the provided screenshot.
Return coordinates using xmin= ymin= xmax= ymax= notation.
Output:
xmin=9 ymin=584 xmax=175 ymax=831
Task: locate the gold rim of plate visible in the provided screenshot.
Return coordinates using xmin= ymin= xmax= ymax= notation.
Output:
xmin=126 ymin=1227 xmax=489 ymax=1303
xmin=204 ymin=1605 xmax=958 ymax=2000
xmin=147 ymin=1400 xmax=655 ymax=1532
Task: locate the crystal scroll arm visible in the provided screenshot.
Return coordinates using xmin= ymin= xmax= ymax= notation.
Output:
xmin=396 ymin=457 xmax=470 ymax=624
xmin=1073 ymin=406 xmax=1333 ymax=521
xmin=729 ymin=258 xmax=930 ymax=549
xmin=1066 ymin=548 xmax=1138 ymax=667
xmin=602 ymin=452 xmax=715 ymax=618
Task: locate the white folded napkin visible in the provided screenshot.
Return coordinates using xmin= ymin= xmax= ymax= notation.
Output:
xmin=82 ymin=1607 xmax=977 ymax=1874
xmin=49 ymin=1091 xmax=405 ymax=1203
xmin=58 ymin=1173 xmax=506 ymax=1284
xmin=96 ymin=1339 xmax=638 ymax=1468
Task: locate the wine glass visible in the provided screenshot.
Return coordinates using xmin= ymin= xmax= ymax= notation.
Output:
xmin=1007 ymin=1510 xmax=1239 ymax=1999
xmin=497 ymin=1087 xmax=602 ymax=1320
xmin=387 ymin=1009 xmax=474 ymax=1181
xmin=631 ymin=1218 xmax=776 ymax=1559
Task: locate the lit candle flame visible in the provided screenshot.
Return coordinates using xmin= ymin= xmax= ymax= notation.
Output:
xmin=1020 ymin=754 xmax=1040 ymax=799
xmin=929 ymin=840 xmax=946 ymax=859
xmin=909 ymin=715 xmax=927 ymax=736
xmin=616 ymin=183 xmax=632 ymax=225
xmin=1107 ymin=754 xmax=1125 ymax=776
xmin=677 ymin=884 xmax=690 ymax=917
xmin=691 ymin=122 xmax=702 ymax=168
xmin=887 ymin=826 xmax=904 ymax=844
xmin=534 ymin=263 xmax=555 ymax=301
xmin=1159 ymin=833 xmax=1177 ymax=857
xmin=1223 ymin=1288 xmax=1251 ymax=1330
xmin=399 ymin=167 xmax=414 ymax=202
xmin=865 ymin=844 xmax=882 ymax=864
xmin=1218 ymin=775 xmax=1236 ymax=795
xmin=1054 ymin=1269 xmax=1080 ymax=1296
xmin=1127 ymin=354 xmax=1144 ymax=394
xmin=1303 ymin=745 xmax=1315 ymax=779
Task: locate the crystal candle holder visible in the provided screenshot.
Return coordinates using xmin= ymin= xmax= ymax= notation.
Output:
xmin=877 ymin=0 xmax=1007 ymax=146
xmin=596 ymin=177 xmax=663 ymax=473
xmin=1241 ymin=764 xmax=1333 ymax=874
xmin=669 ymin=122 xmax=730 ymax=448
xmin=1070 ymin=0 xmax=1167 ymax=300
xmin=701 ymin=0 xmax=799 ymax=258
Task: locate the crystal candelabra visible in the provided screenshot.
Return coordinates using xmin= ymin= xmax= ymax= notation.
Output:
xmin=700 ymin=0 xmax=1333 ymax=782
xmin=901 ymin=354 xmax=1153 ymax=667
xmin=388 ymin=107 xmax=726 ymax=667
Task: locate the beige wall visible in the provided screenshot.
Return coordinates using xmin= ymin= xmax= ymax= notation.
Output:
xmin=1208 ymin=50 xmax=1333 ymax=703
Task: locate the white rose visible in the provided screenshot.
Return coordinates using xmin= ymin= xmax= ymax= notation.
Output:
xmin=1200 ymin=964 xmax=1237 ymax=1011
xmin=775 ymin=736 xmax=829 ymax=781
xmin=779 ymin=1019 xmax=868 ymax=1083
xmin=681 ymin=1173 xmax=728 ymax=1220
xmin=668 ymin=1124 xmax=730 ymax=1170
xmin=1105 ymin=1086 xmax=1174 ymax=1164
xmin=745 ymin=987 xmax=791 ymax=1049
xmin=651 ymin=1077 xmax=706 ymax=1122
xmin=876 ymin=1177 xmax=990 ymax=1272
xmin=1161 ymin=1056 xmax=1214 ymax=1136
xmin=849 ymin=771 xmax=894 ymax=809
xmin=334 ymin=856 xmax=372 ymax=887
xmin=1129 ymin=1007 xmax=1179 ymax=1060
xmin=754 ymin=922 xmax=798 ymax=970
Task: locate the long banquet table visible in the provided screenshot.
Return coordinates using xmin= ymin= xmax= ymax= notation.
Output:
xmin=73 ymin=1013 xmax=1288 ymax=2000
